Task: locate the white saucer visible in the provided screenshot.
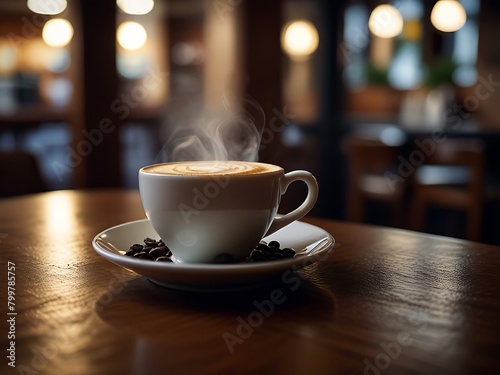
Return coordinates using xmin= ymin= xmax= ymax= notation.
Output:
xmin=92 ymin=219 xmax=334 ymax=292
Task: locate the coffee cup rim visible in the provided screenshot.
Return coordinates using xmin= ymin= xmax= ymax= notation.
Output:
xmin=139 ymin=161 xmax=284 ymax=177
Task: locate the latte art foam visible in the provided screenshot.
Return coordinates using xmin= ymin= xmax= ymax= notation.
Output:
xmin=142 ymin=161 xmax=281 ymax=176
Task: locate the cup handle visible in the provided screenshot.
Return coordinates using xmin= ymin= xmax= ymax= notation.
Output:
xmin=265 ymin=170 xmax=319 ymax=236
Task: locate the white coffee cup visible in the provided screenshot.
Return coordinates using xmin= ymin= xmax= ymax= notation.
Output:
xmin=138 ymin=160 xmax=318 ymax=263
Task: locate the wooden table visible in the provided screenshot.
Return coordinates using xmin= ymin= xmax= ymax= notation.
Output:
xmin=1 ymin=189 xmax=499 ymax=375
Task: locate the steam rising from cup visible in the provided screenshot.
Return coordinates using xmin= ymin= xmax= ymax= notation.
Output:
xmin=156 ymin=95 xmax=266 ymax=163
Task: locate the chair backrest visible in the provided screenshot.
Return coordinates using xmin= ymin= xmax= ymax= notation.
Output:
xmin=416 ymin=139 xmax=485 ymax=200
xmin=422 ymin=139 xmax=484 ymax=167
xmin=0 ymin=149 xmax=46 ymax=198
xmin=346 ymin=136 xmax=402 ymax=175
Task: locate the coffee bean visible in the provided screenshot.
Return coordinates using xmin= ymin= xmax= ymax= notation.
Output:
xmin=126 ymin=244 xmax=144 ymax=256
xmin=260 ymin=245 xmax=273 ymax=256
xmin=268 ymin=240 xmax=280 ymax=248
xmin=124 ymin=238 xmax=296 ymax=263
xmin=267 ymin=246 xmax=278 ymax=254
xmin=133 ymin=252 xmax=152 ymax=260
xmin=246 ymin=242 xmax=296 ymax=262
xmin=144 ymin=237 xmax=160 ymax=247
xmin=282 ymin=248 xmax=296 ymax=258
xmin=250 ymin=249 xmax=264 ymax=259
xmin=149 ymin=246 xmax=169 ymax=259
xmin=125 ymin=248 xmax=139 ymax=256
xmin=256 ymin=243 xmax=268 ymax=251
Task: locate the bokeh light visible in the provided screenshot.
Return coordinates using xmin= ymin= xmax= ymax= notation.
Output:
xmin=431 ymin=0 xmax=467 ymax=32
xmin=27 ymin=0 xmax=67 ymax=15
xmin=116 ymin=0 xmax=154 ymax=15
xmin=42 ymin=19 xmax=74 ymax=48
xmin=117 ymin=22 xmax=147 ymax=51
xmin=368 ymin=4 xmax=404 ymax=38
xmin=282 ymin=21 xmax=319 ymax=58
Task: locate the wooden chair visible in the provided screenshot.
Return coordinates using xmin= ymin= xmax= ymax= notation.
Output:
xmin=346 ymin=136 xmax=406 ymax=227
xmin=0 ymin=149 xmax=46 ymax=198
xmin=409 ymin=139 xmax=485 ymax=241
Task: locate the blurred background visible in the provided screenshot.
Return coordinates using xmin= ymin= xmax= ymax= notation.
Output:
xmin=0 ymin=0 xmax=499 ymax=244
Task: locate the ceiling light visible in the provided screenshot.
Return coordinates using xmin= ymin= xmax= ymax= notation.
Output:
xmin=282 ymin=21 xmax=319 ymax=59
xmin=368 ymin=4 xmax=404 ymax=38
xmin=431 ymin=0 xmax=467 ymax=32
xmin=117 ymin=22 xmax=147 ymax=51
xmin=117 ymin=0 xmax=154 ymax=15
xmin=27 ymin=0 xmax=67 ymax=15
xmin=42 ymin=19 xmax=74 ymax=48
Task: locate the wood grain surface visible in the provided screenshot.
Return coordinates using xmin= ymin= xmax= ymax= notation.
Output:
xmin=1 ymin=189 xmax=499 ymax=375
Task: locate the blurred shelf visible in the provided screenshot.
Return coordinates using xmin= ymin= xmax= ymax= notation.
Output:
xmin=0 ymin=105 xmax=70 ymax=126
